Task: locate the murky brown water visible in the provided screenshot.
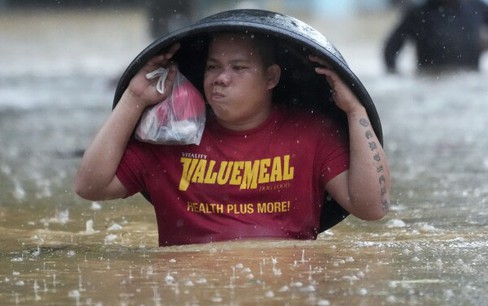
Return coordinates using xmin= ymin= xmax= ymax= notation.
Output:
xmin=1 ymin=7 xmax=487 ymax=306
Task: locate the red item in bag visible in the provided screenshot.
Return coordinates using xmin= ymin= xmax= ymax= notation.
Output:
xmin=135 ymin=67 xmax=206 ymax=145
xmin=155 ymin=78 xmax=205 ymax=123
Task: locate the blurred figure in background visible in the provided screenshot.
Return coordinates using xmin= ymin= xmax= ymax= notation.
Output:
xmin=384 ymin=0 xmax=488 ymax=73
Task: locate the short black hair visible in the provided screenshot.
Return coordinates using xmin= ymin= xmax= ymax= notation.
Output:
xmin=209 ymin=31 xmax=277 ymax=67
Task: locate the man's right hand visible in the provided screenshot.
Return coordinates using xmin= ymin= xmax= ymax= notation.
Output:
xmin=126 ymin=43 xmax=181 ymax=108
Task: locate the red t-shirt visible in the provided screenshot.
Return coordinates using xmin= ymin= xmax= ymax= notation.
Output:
xmin=116 ymin=105 xmax=349 ymax=246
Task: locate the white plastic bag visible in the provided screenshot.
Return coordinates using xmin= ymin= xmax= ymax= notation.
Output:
xmin=135 ymin=67 xmax=206 ymax=145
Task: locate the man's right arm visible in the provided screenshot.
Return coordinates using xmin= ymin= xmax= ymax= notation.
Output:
xmin=73 ymin=92 xmax=147 ymax=201
xmin=73 ymin=44 xmax=181 ymax=201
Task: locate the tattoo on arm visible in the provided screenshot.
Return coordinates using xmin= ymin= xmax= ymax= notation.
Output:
xmin=359 ymin=118 xmax=370 ymax=127
xmin=369 ymin=141 xmax=378 ymax=151
xmin=373 ymin=153 xmax=381 ymax=162
xmin=358 ymin=117 xmax=390 ymax=212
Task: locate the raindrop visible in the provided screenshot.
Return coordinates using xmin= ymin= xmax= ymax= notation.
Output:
xmin=210 ymin=293 xmax=223 ymax=303
xmin=32 ymin=246 xmax=41 ymax=257
xmin=146 ymin=265 xmax=155 ymax=276
xmin=85 ymin=219 xmax=97 ymax=233
xmin=278 ymin=285 xmax=289 ymax=292
xmin=104 ymin=234 xmax=117 ymax=243
xmin=290 ymin=281 xmax=303 ymax=287
xmin=33 ymin=279 xmax=41 ymax=301
xmin=418 ymin=223 xmax=436 ymax=232
xmin=68 ymin=289 xmax=81 ymax=305
xmin=107 ymin=223 xmax=122 ymax=231
xmin=273 ymin=268 xmax=282 ymax=276
xmin=151 ymin=286 xmax=161 ymax=303
xmin=385 ymin=219 xmax=406 ymax=228
xmin=13 ymin=179 xmax=26 ymax=201
xmin=300 ymin=249 xmax=307 ymax=263
xmin=164 ymin=273 xmax=175 ymax=284
xmin=264 ymin=290 xmax=274 ymax=298
xmin=90 ymin=202 xmax=102 ymax=210
xmin=241 ymin=267 xmax=251 ymax=273
xmin=302 ymin=285 xmax=316 ymax=292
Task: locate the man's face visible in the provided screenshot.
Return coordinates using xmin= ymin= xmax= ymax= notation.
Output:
xmin=204 ymin=33 xmax=278 ymax=131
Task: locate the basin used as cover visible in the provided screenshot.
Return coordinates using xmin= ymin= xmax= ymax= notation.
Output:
xmin=113 ymin=9 xmax=383 ymax=233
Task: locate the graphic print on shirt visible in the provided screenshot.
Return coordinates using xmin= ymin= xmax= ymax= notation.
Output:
xmin=178 ymin=154 xmax=294 ymax=191
xmin=179 ymin=153 xmax=296 ymax=216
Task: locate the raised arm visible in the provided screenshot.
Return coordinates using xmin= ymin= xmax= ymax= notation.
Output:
xmin=310 ymin=55 xmax=391 ymax=221
xmin=74 ymin=44 xmax=180 ymax=201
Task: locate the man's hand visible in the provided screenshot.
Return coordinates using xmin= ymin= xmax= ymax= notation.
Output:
xmin=127 ymin=43 xmax=181 ymax=108
xmin=309 ymin=55 xmax=364 ymax=115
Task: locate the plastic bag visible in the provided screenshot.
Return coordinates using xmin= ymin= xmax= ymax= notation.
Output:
xmin=135 ymin=67 xmax=206 ymax=145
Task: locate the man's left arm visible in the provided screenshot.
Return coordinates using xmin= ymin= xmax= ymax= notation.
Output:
xmin=310 ymin=55 xmax=391 ymax=220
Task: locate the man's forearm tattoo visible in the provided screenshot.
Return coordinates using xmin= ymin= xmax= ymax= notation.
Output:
xmin=359 ymin=117 xmax=389 ymax=212
xmin=359 ymin=118 xmax=369 ymax=127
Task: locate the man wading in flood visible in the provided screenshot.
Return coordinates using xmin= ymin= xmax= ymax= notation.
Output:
xmin=74 ymin=31 xmax=391 ymax=246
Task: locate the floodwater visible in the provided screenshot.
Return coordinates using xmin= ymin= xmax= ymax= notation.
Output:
xmin=1 ymin=8 xmax=487 ymax=306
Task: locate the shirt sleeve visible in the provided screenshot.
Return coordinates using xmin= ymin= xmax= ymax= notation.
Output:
xmin=315 ymin=117 xmax=350 ymax=185
xmin=115 ymin=141 xmax=148 ymax=197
